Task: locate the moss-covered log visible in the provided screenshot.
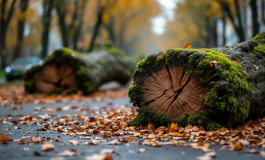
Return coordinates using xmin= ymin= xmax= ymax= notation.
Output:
xmin=129 ymin=32 xmax=265 ymax=130
xmin=24 ymin=46 xmax=135 ymax=94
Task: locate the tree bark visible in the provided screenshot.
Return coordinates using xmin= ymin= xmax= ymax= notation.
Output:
xmin=24 ymin=47 xmax=135 ymax=95
xmin=13 ymin=0 xmax=29 ymax=59
xmin=249 ymin=0 xmax=259 ymax=37
xmin=0 ymin=0 xmax=17 ymax=68
xmin=41 ymin=0 xmax=53 ymax=59
xmin=128 ymin=32 xmax=265 ymax=130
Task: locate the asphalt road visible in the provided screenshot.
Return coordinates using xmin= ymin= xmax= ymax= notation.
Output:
xmin=0 ymin=98 xmax=264 ymax=160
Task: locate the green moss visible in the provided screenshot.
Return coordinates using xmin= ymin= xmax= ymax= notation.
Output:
xmin=24 ymin=81 xmax=35 ymax=93
xmin=92 ymin=41 xmax=126 ymax=58
xmin=129 ymin=106 xmax=221 ymax=130
xmin=174 ymin=112 xmax=221 ymax=130
xmin=254 ymin=44 xmax=265 ymax=53
xmin=50 ymin=88 xmax=63 ymax=94
xmin=97 ymin=60 xmax=104 ymax=67
xmin=128 ymin=106 xmax=173 ymax=127
xmin=252 ymin=32 xmax=265 ymax=44
xmin=134 ymin=56 xmax=151 ymax=73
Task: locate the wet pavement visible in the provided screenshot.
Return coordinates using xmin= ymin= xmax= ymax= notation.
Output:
xmin=0 ymin=97 xmax=265 ymax=160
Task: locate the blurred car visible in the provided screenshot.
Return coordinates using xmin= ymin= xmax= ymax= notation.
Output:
xmin=5 ymin=57 xmax=43 ymax=81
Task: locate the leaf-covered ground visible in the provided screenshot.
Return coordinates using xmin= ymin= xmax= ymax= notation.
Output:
xmin=0 ymin=84 xmax=265 ymax=160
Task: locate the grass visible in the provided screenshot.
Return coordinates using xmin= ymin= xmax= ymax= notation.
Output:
xmin=0 ymin=69 xmax=5 ymax=79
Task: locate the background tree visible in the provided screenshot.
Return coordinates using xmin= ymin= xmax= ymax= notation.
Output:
xmin=41 ymin=0 xmax=54 ymax=59
xmin=101 ymin=0 xmax=161 ymax=54
xmin=13 ymin=0 xmax=30 ymax=59
xmin=249 ymin=0 xmax=259 ymax=37
xmin=0 ymin=0 xmax=17 ymax=68
xmin=216 ymin=0 xmax=245 ymax=42
xmin=87 ymin=0 xmax=112 ymax=52
xmin=56 ymin=0 xmax=87 ymax=49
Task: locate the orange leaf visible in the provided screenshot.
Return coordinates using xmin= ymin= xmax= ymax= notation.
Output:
xmin=0 ymin=134 xmax=10 ymax=144
xmin=183 ymin=42 xmax=192 ymax=48
xmin=159 ymin=51 xmax=165 ymax=55
xmin=233 ymin=141 xmax=243 ymax=150
xmin=235 ymin=59 xmax=241 ymax=63
xmin=103 ymin=132 xmax=112 ymax=138
xmin=173 ymin=132 xmax=184 ymax=137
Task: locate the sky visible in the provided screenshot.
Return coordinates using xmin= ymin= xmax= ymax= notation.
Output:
xmin=151 ymin=0 xmax=179 ymax=35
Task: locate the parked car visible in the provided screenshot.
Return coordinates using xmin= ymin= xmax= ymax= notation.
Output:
xmin=5 ymin=57 xmax=43 ymax=81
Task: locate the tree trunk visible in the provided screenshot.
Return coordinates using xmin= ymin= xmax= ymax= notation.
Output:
xmin=24 ymin=47 xmax=135 ymax=95
xmin=56 ymin=4 xmax=69 ymax=47
xmin=261 ymin=0 xmax=265 ymax=24
xmin=234 ymin=0 xmax=245 ymax=42
xmin=13 ymin=0 xmax=29 ymax=59
xmin=72 ymin=0 xmax=87 ymax=50
xmin=218 ymin=0 xmax=245 ymax=42
xmin=128 ymin=32 xmax=265 ymax=130
xmin=0 ymin=0 xmax=17 ymax=68
xmin=222 ymin=13 xmax=226 ymax=46
xmin=211 ymin=17 xmax=218 ymax=47
xmin=41 ymin=0 xmax=53 ymax=59
xmin=249 ymin=0 xmax=259 ymax=37
xmin=104 ymin=17 xmax=116 ymax=46
xmin=88 ymin=6 xmax=105 ymax=52
xmin=205 ymin=16 xmax=211 ymax=47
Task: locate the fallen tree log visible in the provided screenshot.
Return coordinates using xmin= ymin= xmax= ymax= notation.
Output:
xmin=24 ymin=46 xmax=135 ymax=94
xmin=128 ymin=32 xmax=265 ymax=130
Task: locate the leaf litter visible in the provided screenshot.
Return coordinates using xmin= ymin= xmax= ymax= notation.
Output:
xmin=0 ymin=84 xmax=265 ymax=159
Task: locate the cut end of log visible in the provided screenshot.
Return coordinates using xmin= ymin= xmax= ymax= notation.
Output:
xmin=129 ymin=48 xmax=252 ymax=129
xmin=34 ymin=64 xmax=77 ymax=94
xmin=142 ymin=63 xmax=209 ymax=119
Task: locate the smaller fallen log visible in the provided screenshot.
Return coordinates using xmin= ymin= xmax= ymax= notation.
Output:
xmin=128 ymin=32 xmax=265 ymax=130
xmin=24 ymin=46 xmax=135 ymax=94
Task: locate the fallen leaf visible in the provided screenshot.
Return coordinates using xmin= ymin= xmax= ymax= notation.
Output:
xmin=108 ymin=139 xmax=121 ymax=145
xmin=41 ymin=142 xmax=54 ymax=151
xmin=183 ymin=42 xmax=192 ymax=48
xmin=31 ymin=136 xmax=42 ymax=143
xmin=233 ymin=141 xmax=243 ymax=150
xmin=209 ymin=60 xmax=218 ymax=68
xmin=69 ymin=140 xmax=79 ymax=146
xmin=58 ymin=150 xmax=78 ymax=156
xmin=57 ymin=128 xmax=64 ymax=132
xmin=0 ymin=134 xmax=10 ymax=144
xmin=159 ymin=51 xmax=165 ymax=55
xmin=138 ymin=148 xmax=147 ymax=153
xmin=100 ymin=149 xmax=115 ymax=154
xmin=142 ymin=139 xmax=161 ymax=147
xmin=103 ymin=132 xmax=112 ymax=138
xmin=85 ymin=154 xmax=113 ymax=160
